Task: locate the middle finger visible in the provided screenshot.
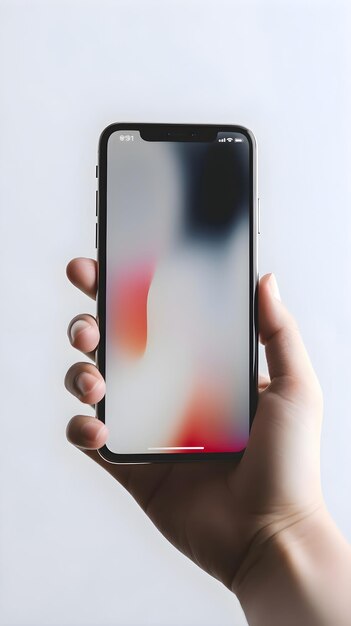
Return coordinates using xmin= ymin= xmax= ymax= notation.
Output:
xmin=67 ymin=314 xmax=100 ymax=359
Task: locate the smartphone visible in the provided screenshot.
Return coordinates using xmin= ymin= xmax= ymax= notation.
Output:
xmin=95 ymin=123 xmax=258 ymax=463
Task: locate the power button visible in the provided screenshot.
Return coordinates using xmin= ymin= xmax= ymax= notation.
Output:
xmin=257 ymin=197 xmax=261 ymax=235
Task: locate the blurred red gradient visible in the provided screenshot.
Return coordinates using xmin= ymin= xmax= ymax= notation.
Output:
xmin=171 ymin=382 xmax=247 ymax=453
xmin=109 ymin=260 xmax=155 ymax=357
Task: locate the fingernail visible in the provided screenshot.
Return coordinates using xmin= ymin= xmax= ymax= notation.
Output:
xmin=80 ymin=420 xmax=107 ymax=443
xmin=74 ymin=372 xmax=99 ymax=397
xmin=69 ymin=319 xmax=90 ymax=342
xmin=268 ymin=273 xmax=281 ymax=301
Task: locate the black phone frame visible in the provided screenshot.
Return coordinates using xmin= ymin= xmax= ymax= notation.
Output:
xmin=95 ymin=122 xmax=258 ymax=464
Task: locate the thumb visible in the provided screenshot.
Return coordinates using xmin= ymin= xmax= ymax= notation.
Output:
xmin=259 ymin=273 xmax=320 ymax=395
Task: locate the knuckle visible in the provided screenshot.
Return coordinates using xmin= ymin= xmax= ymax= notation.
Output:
xmin=287 ymin=311 xmax=300 ymax=334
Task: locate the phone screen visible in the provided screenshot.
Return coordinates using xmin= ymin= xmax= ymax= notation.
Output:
xmin=100 ymin=127 xmax=254 ymax=457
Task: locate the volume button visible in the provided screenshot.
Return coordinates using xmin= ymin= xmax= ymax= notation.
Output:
xmin=95 ymin=190 xmax=98 ymax=216
xmin=95 ymin=223 xmax=98 ymax=248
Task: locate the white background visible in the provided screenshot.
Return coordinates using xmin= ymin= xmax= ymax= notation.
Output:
xmin=0 ymin=1 xmax=350 ymax=625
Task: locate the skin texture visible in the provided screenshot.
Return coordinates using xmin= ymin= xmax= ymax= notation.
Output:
xmin=65 ymin=258 xmax=325 ymax=594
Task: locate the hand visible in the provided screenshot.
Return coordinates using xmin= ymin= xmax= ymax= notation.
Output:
xmin=65 ymin=258 xmax=325 ymax=593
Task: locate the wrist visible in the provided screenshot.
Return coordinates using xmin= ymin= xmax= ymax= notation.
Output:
xmin=233 ymin=505 xmax=351 ymax=626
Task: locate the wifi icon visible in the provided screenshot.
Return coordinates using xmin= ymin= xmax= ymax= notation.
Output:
xmin=226 ymin=137 xmax=234 ymax=142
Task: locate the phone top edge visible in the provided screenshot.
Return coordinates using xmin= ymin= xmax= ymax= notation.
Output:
xmin=98 ymin=123 xmax=258 ymax=152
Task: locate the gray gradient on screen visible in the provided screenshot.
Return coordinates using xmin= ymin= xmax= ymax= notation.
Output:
xmin=105 ymin=130 xmax=250 ymax=454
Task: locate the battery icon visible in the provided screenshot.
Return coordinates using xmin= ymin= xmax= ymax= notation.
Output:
xmin=235 ymin=138 xmax=243 ymax=142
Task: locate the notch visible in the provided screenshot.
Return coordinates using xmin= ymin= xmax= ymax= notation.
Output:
xmin=140 ymin=125 xmax=217 ymax=142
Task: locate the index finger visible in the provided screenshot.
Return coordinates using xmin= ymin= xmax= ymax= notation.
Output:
xmin=66 ymin=257 xmax=97 ymax=300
